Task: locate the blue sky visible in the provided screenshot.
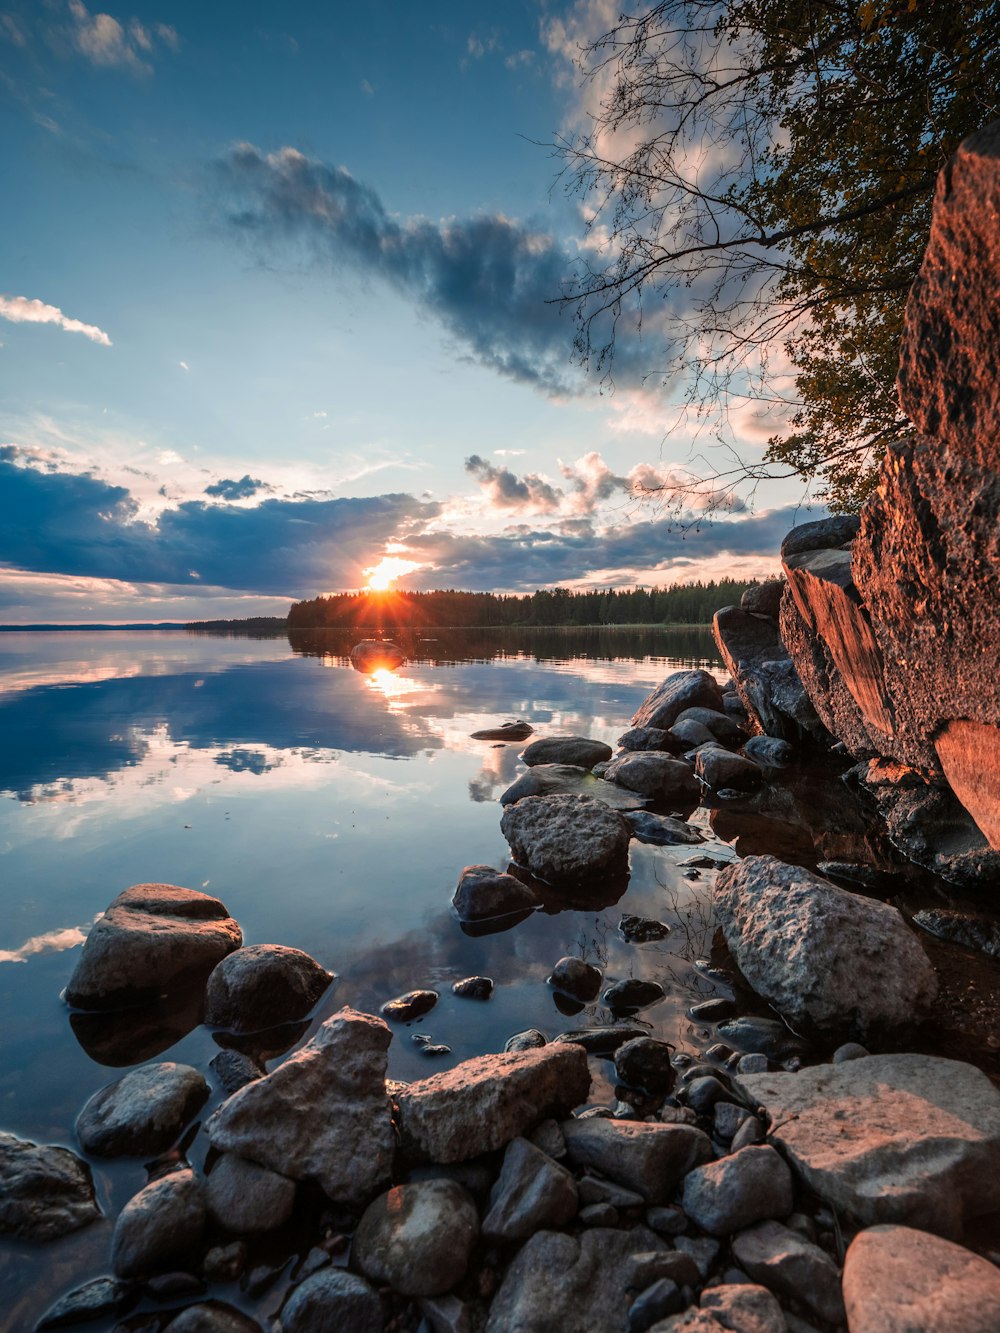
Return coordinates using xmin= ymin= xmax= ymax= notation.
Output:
xmin=0 ymin=0 xmax=807 ymax=623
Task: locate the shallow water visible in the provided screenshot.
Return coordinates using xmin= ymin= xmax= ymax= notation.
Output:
xmin=0 ymin=626 xmax=748 ymax=1327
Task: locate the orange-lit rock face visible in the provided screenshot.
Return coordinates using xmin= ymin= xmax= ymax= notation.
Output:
xmin=935 ymin=720 xmax=1000 ymax=851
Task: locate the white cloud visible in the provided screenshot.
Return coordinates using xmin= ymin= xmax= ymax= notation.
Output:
xmin=361 ymin=79 xmax=374 ymax=96
xmin=0 ymin=294 xmax=111 ymax=345
xmin=66 ymin=1 xmax=180 ymax=73
xmin=179 ymin=360 xmax=189 ymax=371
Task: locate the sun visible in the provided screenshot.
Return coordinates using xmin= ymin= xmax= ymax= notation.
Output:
xmin=363 ymin=555 xmax=420 ymax=592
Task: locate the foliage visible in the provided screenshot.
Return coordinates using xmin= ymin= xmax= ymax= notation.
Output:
xmin=287 ymin=579 xmax=760 ymax=629
xmin=557 ymin=0 xmax=1000 ymax=510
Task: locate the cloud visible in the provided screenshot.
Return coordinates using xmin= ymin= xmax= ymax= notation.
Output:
xmin=203 ymin=474 xmax=269 ymax=501
xmin=465 ymin=454 xmax=562 ymax=512
xmin=0 ymin=446 xmax=439 ymax=595
xmin=217 ymin=144 xmax=642 ymax=395
xmin=0 ymin=294 xmax=111 ymax=345
xmin=66 ymin=1 xmax=179 ymax=73
xmin=179 ymin=360 xmax=189 ymax=371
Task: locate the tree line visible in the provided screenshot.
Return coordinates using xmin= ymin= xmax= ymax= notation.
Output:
xmin=286 ymin=579 xmax=760 ymax=629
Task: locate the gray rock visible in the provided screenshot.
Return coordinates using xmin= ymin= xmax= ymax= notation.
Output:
xmin=500 ymin=764 xmax=649 ymax=810
xmin=700 ymin=1283 xmax=787 ymax=1333
xmin=736 ymin=1053 xmax=1000 ymax=1235
xmin=832 ymin=1041 xmax=869 ymax=1063
xmin=76 ymin=1063 xmax=209 ymax=1158
xmin=549 ymin=956 xmax=603 ymax=1001
xmin=614 ymin=1038 xmax=676 ymax=1095
xmin=203 ymin=944 xmax=332 ymax=1033
xmin=205 ymin=1007 xmax=393 ymax=1205
xmin=381 ymin=989 xmax=439 ymax=1021
xmin=165 ymin=1305 xmax=261 ymax=1333
xmin=605 ymin=753 xmax=700 ymax=804
xmin=529 ymin=1118 xmax=566 ymax=1159
xmin=843 ymin=1224 xmax=1000 ymax=1333
xmin=912 ymin=907 xmax=1000 ymax=959
xmin=740 ymin=580 xmax=786 ymax=620
xmin=202 ymin=1241 xmax=246 ymax=1281
xmin=628 ymin=1278 xmax=684 ymax=1330
xmin=470 ymin=721 xmax=532 ymax=741
xmin=631 ymin=670 xmax=726 ymax=731
xmin=578 ymin=1201 xmax=619 ymax=1226
xmin=714 ymin=856 xmax=937 ymax=1035
xmin=353 ymin=1180 xmax=478 ymax=1297
xmin=501 ymin=793 xmax=631 ymax=884
xmin=741 ymin=736 xmax=793 ymax=768
xmin=736 ymin=1053 xmax=768 ymax=1076
xmin=65 ymin=884 xmax=242 ymax=1011
xmin=452 ymin=975 xmax=493 ymax=999
xmin=505 ymin=1028 xmax=547 ymax=1052
xmin=37 ymin=1277 xmax=134 ymax=1329
xmin=452 ymin=865 xmax=539 ymax=921
xmin=562 ymin=1118 xmax=712 ymax=1203
xmin=604 ymin=979 xmax=665 ymax=1012
xmin=645 ymin=1204 xmax=687 ymax=1236
xmin=681 ymin=1146 xmax=794 ymax=1236
xmin=0 ymin=1131 xmax=99 ymax=1242
xmin=486 ymin=1227 xmax=666 ymax=1333
xmin=521 ymin=735 xmax=613 ymax=769
xmin=780 ymin=515 xmax=861 ymax=557
xmin=695 ymin=748 xmax=763 ymax=792
xmin=674 ymin=1235 xmax=721 ymax=1280
xmin=716 ymin=1017 xmax=806 ymax=1062
xmin=418 ymin=1294 xmax=472 ymax=1333
xmin=579 ymin=1175 xmax=645 ymax=1208
xmin=713 ymin=1102 xmax=751 ymax=1143
xmin=674 ymin=707 xmax=748 ymax=746
xmin=733 ymin=1220 xmax=844 ymax=1325
xmin=482 ymin=1137 xmax=578 ymax=1241
xmin=712 ymin=607 xmax=821 ymax=742
xmin=618 ymin=726 xmax=685 ymax=753
xmin=397 ymin=1043 xmax=591 ymax=1163
xmin=278 ymin=1268 xmax=381 ymax=1333
xmin=619 ymin=914 xmax=671 ymax=943
xmin=624 ymin=811 xmax=705 ymax=845
xmin=730 ymin=1116 xmax=767 ymax=1152
xmin=111 ymin=1168 xmax=206 ymax=1279
xmin=669 ymin=718 xmax=718 ymax=748
xmin=209 ymin=1049 xmax=265 ymax=1096
xmin=627 ymin=1249 xmax=701 ymax=1291
xmin=205 ymin=1152 xmax=295 ymax=1233
xmin=553 ymin=1025 xmax=649 ymax=1056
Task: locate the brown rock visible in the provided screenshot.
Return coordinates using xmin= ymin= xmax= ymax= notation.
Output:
xmin=897 ymin=120 xmax=1000 ymax=470
xmin=843 ymin=1224 xmax=1000 ymax=1333
xmin=396 ymin=1044 xmax=591 ymax=1163
xmin=934 ymin=719 xmax=1000 ymax=850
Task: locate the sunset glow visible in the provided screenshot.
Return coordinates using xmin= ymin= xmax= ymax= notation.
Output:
xmin=364 ymin=556 xmax=421 ymax=592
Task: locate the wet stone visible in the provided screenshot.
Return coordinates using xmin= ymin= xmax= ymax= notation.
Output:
xmin=381 ymin=989 xmax=439 ymax=1022
xmin=553 ymin=1025 xmax=648 ymax=1056
xmin=674 ymin=1235 xmax=721 ymax=1281
xmin=37 ymin=1277 xmax=136 ymax=1329
xmin=353 ymin=1180 xmax=479 ymax=1297
xmin=76 ymin=1063 xmax=209 ymax=1159
xmin=470 ymin=721 xmax=533 ymax=741
xmin=548 ymin=955 xmax=603 ymax=1001
xmin=579 ymin=1202 xmax=619 ymax=1227
xmin=204 ymin=944 xmax=332 ymax=1034
xmin=646 ymin=1204 xmax=688 ymax=1236
xmin=111 ymin=1168 xmax=207 ymax=1280
xmin=689 ymin=999 xmax=736 ymax=1023
xmin=206 ymin=1153 xmax=295 ymax=1234
xmin=628 ymin=1278 xmax=684 ymax=1331
xmin=716 ymin=1017 xmax=808 ymax=1062
xmin=625 ymin=811 xmax=706 ymax=846
xmin=452 ymin=976 xmax=493 ymax=1000
xmin=604 ymin=979 xmax=665 ymax=1013
xmin=620 ymin=914 xmax=671 ymax=943
xmin=0 ymin=1132 xmax=100 ymax=1242
xmin=733 ymin=1220 xmax=846 ymax=1326
xmin=452 ymin=865 xmax=539 ymax=922
xmin=278 ymin=1269 xmax=382 ymax=1333
xmin=209 ymin=1049 xmax=265 ymax=1097
xmin=614 ymin=1038 xmax=677 ymax=1095
xmin=202 ymin=1242 xmax=246 ymax=1282
xmin=505 ymin=1028 xmax=546 ymax=1052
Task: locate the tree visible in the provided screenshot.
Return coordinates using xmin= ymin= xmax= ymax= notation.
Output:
xmin=556 ymin=1 xmax=999 ymax=510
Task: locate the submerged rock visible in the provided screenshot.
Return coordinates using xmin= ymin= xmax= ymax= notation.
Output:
xmin=76 ymin=1063 xmax=209 ymax=1158
xmin=381 ymin=989 xmax=439 ymax=1022
xmin=470 ymin=720 xmax=533 ymax=741
xmin=0 ymin=1132 xmax=100 ymax=1242
xmin=452 ymin=975 xmax=493 ymax=1000
xmin=603 ymin=979 xmax=664 ymax=1013
xmin=624 ymin=810 xmax=705 ymax=845
xmin=452 ymin=865 xmax=539 ymax=921
xmin=501 ymin=794 xmax=631 ymax=885
xmin=500 ymin=764 xmax=649 ymax=811
xmin=843 ymin=1224 xmax=1000 ymax=1333
xmin=206 ymin=1007 xmax=393 ymax=1204
xmin=737 ymin=1053 xmax=1000 ymax=1235
xmin=353 ymin=1180 xmax=479 ymax=1297
xmin=396 ymin=1044 xmax=591 ymax=1163
xmin=618 ymin=914 xmax=670 ymax=944
xmin=65 ymin=883 xmax=242 ymax=1011
xmin=714 ymin=855 xmax=937 ymax=1035
xmin=552 ymin=1025 xmax=648 ymax=1056
xmin=204 ymin=945 xmax=333 ymax=1033
xmin=520 ymin=735 xmax=613 ymax=769
xmin=912 ymin=906 xmax=1000 ymax=960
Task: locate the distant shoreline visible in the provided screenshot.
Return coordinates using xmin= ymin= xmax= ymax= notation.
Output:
xmin=0 ymin=620 xmax=719 ymax=633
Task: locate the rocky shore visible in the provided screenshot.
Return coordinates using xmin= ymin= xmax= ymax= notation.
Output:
xmin=4 ymin=118 xmax=1000 ymax=1333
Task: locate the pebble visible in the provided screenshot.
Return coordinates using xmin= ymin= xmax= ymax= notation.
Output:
xmin=203 ymin=1242 xmax=246 ymax=1282
xmin=645 ymin=1204 xmax=687 ymax=1236
xmin=689 ymin=999 xmax=736 ymax=1022
xmin=619 ymin=915 xmax=671 ymax=943
xmin=833 ymin=1041 xmax=870 ymax=1063
xmin=579 ymin=1202 xmax=619 ymax=1226
xmin=730 ymin=1116 xmax=767 ymax=1151
xmin=674 ymin=1235 xmax=721 ymax=1280
xmin=381 ymin=990 xmax=439 ymax=1022
xmin=452 ymin=976 xmax=493 ymax=1000
xmin=736 ymin=1053 xmax=768 ymax=1075
xmin=504 ymin=1029 xmax=547 ymax=1052
xmin=627 ymin=1278 xmax=684 ymax=1331
xmin=604 ymin=980 xmax=666 ymax=1012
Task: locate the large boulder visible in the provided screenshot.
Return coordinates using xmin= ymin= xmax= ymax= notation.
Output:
xmin=353 ymin=1180 xmax=479 ymax=1297
xmin=205 ymin=1007 xmax=393 ymax=1204
xmin=561 ymin=1117 xmax=712 ymax=1203
xmin=714 ymin=855 xmax=937 ymax=1035
xmin=203 ymin=945 xmax=333 ymax=1033
xmin=500 ymin=794 xmax=630 ymax=885
xmin=843 ymin=1225 xmax=1000 ymax=1333
xmin=712 ymin=606 xmax=822 ymax=742
xmin=395 ymin=1045 xmax=590 ymax=1163
xmin=485 ymin=1226 xmax=666 ymax=1333
xmin=76 ymin=1062 xmax=209 ymax=1157
xmin=630 ymin=670 xmax=725 ymax=731
xmin=520 ymin=736 xmax=613 ymax=769
xmin=0 ymin=1132 xmax=100 ymax=1242
xmin=65 ymin=884 xmax=242 ymax=1011
xmin=736 ymin=1054 xmax=1000 ymax=1236
xmin=604 ymin=753 xmax=700 ymax=803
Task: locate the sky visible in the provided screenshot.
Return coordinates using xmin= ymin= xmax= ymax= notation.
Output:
xmin=0 ymin=0 xmax=816 ymax=624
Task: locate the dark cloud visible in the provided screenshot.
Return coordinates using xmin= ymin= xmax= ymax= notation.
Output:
xmin=465 ymin=454 xmax=562 ymax=511
xmin=216 ymin=145 xmax=658 ymax=394
xmin=0 ymin=452 xmax=437 ymax=595
xmin=204 ymin=474 xmax=269 ymax=500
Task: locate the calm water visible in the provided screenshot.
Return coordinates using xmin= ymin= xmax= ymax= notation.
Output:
xmin=0 ymin=626 xmax=742 ymax=1326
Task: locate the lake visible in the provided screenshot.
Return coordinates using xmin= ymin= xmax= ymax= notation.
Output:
xmin=0 ymin=625 xmax=747 ymax=1326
